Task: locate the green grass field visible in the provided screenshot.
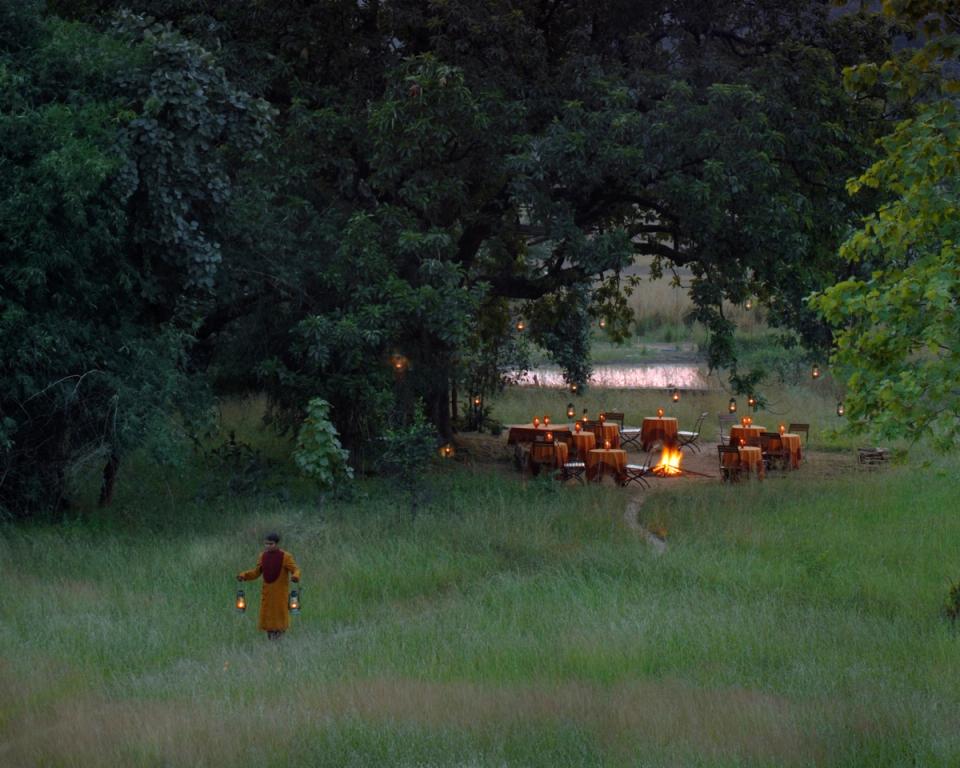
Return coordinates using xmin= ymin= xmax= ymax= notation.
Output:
xmin=2 ymin=407 xmax=959 ymax=767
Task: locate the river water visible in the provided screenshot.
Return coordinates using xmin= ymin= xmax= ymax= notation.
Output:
xmin=513 ymin=364 xmax=709 ymax=390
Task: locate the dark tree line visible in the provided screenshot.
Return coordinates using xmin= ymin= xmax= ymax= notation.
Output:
xmin=2 ymin=0 xmax=898 ymax=516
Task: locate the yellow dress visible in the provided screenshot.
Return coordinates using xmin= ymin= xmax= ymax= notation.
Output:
xmin=238 ymin=550 xmax=301 ymax=631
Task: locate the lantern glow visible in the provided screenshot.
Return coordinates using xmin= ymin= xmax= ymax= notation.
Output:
xmin=439 ymin=443 xmax=455 ymax=459
xmin=745 ymin=298 xmax=753 ymax=310
xmin=515 ymin=319 xmax=525 ymax=332
xmin=671 ymin=388 xmax=680 ymax=403
xmin=779 ymin=423 xmax=785 ymax=435
xmin=837 ymin=401 xmax=845 ymax=417
xmin=566 ymin=403 xmax=575 ymax=419
xmin=656 ymin=407 xmax=664 ymax=418
xmin=747 ymin=394 xmax=757 ymax=408
xmin=599 ymin=317 xmax=607 ymax=329
xmin=472 ymin=394 xmax=481 ymax=407
xmin=235 ymin=589 xmax=246 ymax=613
xmin=599 ymin=413 xmax=606 ymax=423
xmin=543 ymin=415 xmax=550 ymax=427
xmin=570 ymin=382 xmax=579 ymax=394
xmin=288 ymin=588 xmax=301 ymax=615
xmin=533 ymin=416 xmax=540 ymax=427
xmin=728 ymin=398 xmax=737 ymax=413
xmin=574 ymin=421 xmax=582 ymax=433
xmin=604 ymin=439 xmax=611 ymax=450
xmin=811 ymin=364 xmax=821 ymax=379
xmin=546 ymin=431 xmax=554 ymax=442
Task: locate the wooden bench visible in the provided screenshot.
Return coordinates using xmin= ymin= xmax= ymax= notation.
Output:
xmin=858 ymin=447 xmax=889 ymax=465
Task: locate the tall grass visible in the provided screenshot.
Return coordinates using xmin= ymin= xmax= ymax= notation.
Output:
xmin=2 ymin=442 xmax=959 ymax=766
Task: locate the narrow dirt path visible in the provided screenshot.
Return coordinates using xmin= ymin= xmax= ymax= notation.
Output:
xmin=623 ymin=492 xmax=667 ymax=553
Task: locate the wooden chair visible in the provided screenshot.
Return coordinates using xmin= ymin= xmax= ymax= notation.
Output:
xmin=760 ymin=431 xmax=789 ymax=472
xmin=600 ymin=411 xmax=625 ymax=429
xmin=622 ymin=449 xmax=657 ymax=488
xmin=677 ymin=412 xmax=708 ymax=453
xmin=788 ymin=423 xmax=810 ymax=448
xmin=717 ymin=414 xmax=738 ymax=445
xmin=717 ymin=445 xmax=741 ymax=482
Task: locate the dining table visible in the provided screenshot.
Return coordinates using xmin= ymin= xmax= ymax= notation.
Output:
xmin=737 ymin=445 xmax=765 ymax=479
xmin=729 ymin=424 xmax=766 ymax=446
xmin=586 ymin=448 xmax=627 ymax=483
xmin=640 ymin=416 xmax=678 ymax=451
xmin=774 ymin=432 xmax=802 ymax=469
xmin=528 ymin=440 xmax=569 ymax=475
xmin=506 ymin=424 xmax=573 ymax=445
xmin=570 ymin=430 xmax=597 ymax=458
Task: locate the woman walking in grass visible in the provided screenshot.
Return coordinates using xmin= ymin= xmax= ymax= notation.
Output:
xmin=237 ymin=532 xmax=301 ymax=640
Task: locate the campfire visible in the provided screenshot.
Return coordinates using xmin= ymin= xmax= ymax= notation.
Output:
xmin=653 ymin=446 xmax=684 ymax=476
xmin=650 ymin=445 xmax=711 ymax=478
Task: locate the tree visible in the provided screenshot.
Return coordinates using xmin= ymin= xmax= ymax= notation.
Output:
xmin=0 ymin=4 xmax=269 ymax=517
xmin=811 ymin=0 xmax=959 ymax=448
xmin=57 ymin=1 xmax=895 ymax=445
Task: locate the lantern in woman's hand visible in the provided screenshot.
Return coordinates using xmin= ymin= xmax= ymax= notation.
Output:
xmin=235 ymin=589 xmax=246 ymax=613
xmin=288 ymin=586 xmax=301 ymax=615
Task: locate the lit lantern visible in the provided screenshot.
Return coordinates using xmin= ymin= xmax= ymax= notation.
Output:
xmin=390 ymin=353 xmax=408 ymax=372
xmin=745 ymin=416 xmax=752 ymax=426
xmin=745 ymin=298 xmax=753 ymax=310
xmin=566 ymin=403 xmax=575 ymax=419
xmin=546 ymin=431 xmax=554 ymax=442
xmin=811 ymin=364 xmax=821 ymax=380
xmin=604 ymin=439 xmax=611 ymax=450
xmin=439 ymin=443 xmax=455 ymax=459
xmin=582 ymin=408 xmax=589 ymax=421
xmin=543 ymin=415 xmax=551 ymax=427
xmin=569 ymin=382 xmax=579 ymax=394
xmin=599 ymin=317 xmax=607 ymax=329
xmin=728 ymin=398 xmax=737 ymax=413
xmin=671 ymin=388 xmax=680 ymax=403
xmin=574 ymin=421 xmax=582 ymax=433
xmin=533 ymin=416 xmax=540 ymax=428
xmin=837 ymin=401 xmax=845 ymax=417
xmin=656 ymin=407 xmax=664 ymax=418
xmin=288 ymin=587 xmax=301 ymax=615
xmin=741 ymin=416 xmax=748 ymax=427
xmin=472 ymin=394 xmax=482 ymax=407
xmin=599 ymin=413 xmax=606 ymax=423
xmin=747 ymin=394 xmax=757 ymax=409
xmin=739 ymin=438 xmax=746 ymax=447
xmin=778 ymin=423 xmax=786 ymax=435
xmin=235 ymin=589 xmax=246 ymax=613
xmin=515 ymin=319 xmax=525 ymax=332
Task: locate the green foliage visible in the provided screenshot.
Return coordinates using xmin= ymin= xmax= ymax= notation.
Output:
xmin=293 ymin=398 xmax=353 ymax=492
xmin=378 ymin=403 xmax=439 ymax=519
xmin=812 ymin=1 xmax=960 ymax=449
xmin=944 ymin=579 xmax=960 ymax=625
xmin=0 ymin=4 xmax=270 ymax=517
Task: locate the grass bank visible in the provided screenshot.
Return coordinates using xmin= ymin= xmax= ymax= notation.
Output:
xmin=2 ymin=441 xmax=959 ymax=766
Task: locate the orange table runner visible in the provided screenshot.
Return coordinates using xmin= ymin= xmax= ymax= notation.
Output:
xmin=570 ymin=431 xmax=597 ymax=458
xmin=738 ymin=445 xmax=765 ymax=479
xmin=528 ymin=441 xmax=569 ymax=475
xmin=586 ymin=448 xmax=627 ymax=483
xmin=640 ymin=417 xmax=678 ymax=451
xmin=729 ymin=425 xmax=765 ymax=446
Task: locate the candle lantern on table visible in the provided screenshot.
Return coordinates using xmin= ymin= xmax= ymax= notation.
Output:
xmin=604 ymin=439 xmax=611 ymax=450
xmin=741 ymin=416 xmax=748 ymax=427
xmin=235 ymin=588 xmax=246 ymax=613
xmin=728 ymin=398 xmax=737 ymax=413
xmin=288 ymin=586 xmax=301 ymax=615
xmin=656 ymin=407 xmax=664 ymax=418
xmin=811 ymin=364 xmax=821 ymax=380
xmin=574 ymin=421 xmax=582 ymax=433
xmin=533 ymin=416 xmax=540 ymax=428
xmin=566 ymin=403 xmax=576 ymax=419
xmin=837 ymin=401 xmax=845 ymax=417
xmin=739 ymin=438 xmax=746 ymax=447
xmin=599 ymin=413 xmax=606 ymax=423
xmin=546 ymin=431 xmax=554 ymax=443
xmin=671 ymin=388 xmax=680 ymax=403
xmin=778 ymin=423 xmax=785 ymax=435
xmin=543 ymin=415 xmax=550 ymax=427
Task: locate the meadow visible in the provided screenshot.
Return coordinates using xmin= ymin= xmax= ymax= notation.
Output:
xmin=2 ymin=388 xmax=959 ymax=767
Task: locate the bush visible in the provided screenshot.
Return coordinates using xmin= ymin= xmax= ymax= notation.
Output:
xmin=293 ymin=398 xmax=353 ymax=491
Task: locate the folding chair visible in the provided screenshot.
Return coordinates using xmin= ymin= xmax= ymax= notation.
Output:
xmin=717 ymin=414 xmax=738 ymax=445
xmin=788 ymin=423 xmax=810 ymax=448
xmin=677 ymin=412 xmax=709 ymax=453
xmin=600 ymin=411 xmax=625 ymax=430
xmin=717 ymin=445 xmax=742 ymax=482
xmin=622 ymin=449 xmax=657 ymax=488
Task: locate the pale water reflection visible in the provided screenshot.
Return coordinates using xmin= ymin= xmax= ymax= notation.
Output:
xmin=513 ymin=364 xmax=709 ymax=390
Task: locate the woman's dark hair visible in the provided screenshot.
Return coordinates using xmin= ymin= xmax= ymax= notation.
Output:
xmin=265 ymin=532 xmax=280 ymax=543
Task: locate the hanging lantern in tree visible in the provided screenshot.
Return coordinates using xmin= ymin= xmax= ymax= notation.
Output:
xmin=582 ymin=408 xmax=589 ymax=421
xmin=472 ymin=394 xmax=482 ymax=408
xmin=599 ymin=317 xmax=607 ymax=329
xmin=837 ymin=402 xmax=845 ymax=417
xmin=671 ymin=388 xmax=680 ymax=403
xmin=811 ymin=364 xmax=821 ymax=380
xmin=569 ymin=382 xmax=579 ymax=394
xmin=515 ymin=318 xmax=525 ymax=332
xmin=745 ymin=298 xmax=753 ymax=310
xmin=235 ymin=589 xmax=246 ymax=613
xmin=566 ymin=403 xmax=576 ymax=419
xmin=728 ymin=398 xmax=737 ymax=413
xmin=288 ymin=587 xmax=301 ymax=615
xmin=747 ymin=394 xmax=757 ymax=409
xmin=439 ymin=443 xmax=455 ymax=459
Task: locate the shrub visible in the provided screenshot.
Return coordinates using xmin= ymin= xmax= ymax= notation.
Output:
xmin=293 ymin=398 xmax=353 ymax=491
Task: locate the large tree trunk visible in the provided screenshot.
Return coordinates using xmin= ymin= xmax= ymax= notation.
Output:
xmin=98 ymin=450 xmax=120 ymax=507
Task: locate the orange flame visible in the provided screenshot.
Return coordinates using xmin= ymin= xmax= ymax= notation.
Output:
xmin=655 ymin=446 xmax=683 ymax=475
